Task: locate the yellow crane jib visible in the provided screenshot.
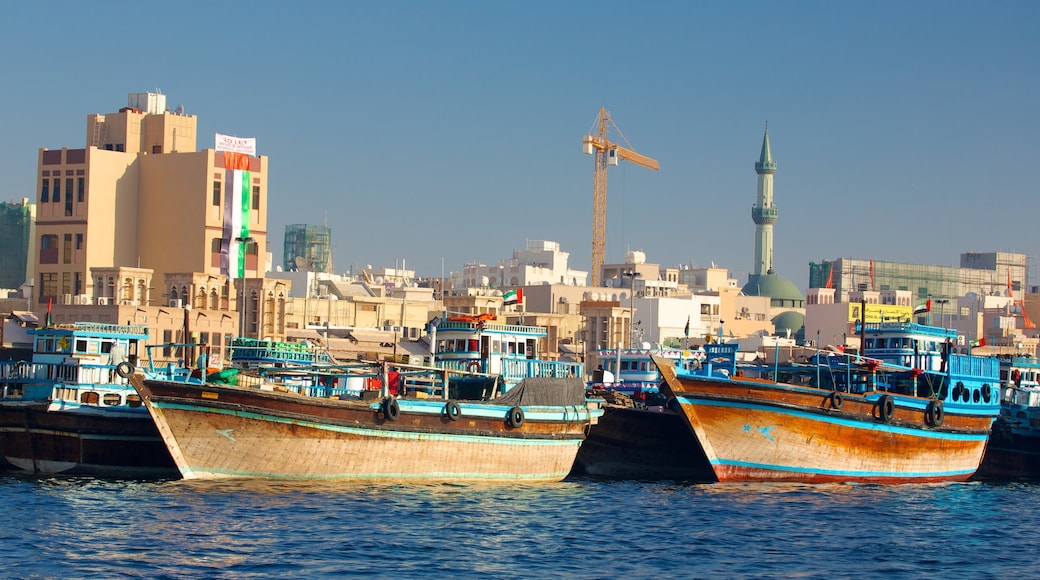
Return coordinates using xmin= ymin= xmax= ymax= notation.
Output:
xmin=582 ymin=108 xmax=660 ymax=287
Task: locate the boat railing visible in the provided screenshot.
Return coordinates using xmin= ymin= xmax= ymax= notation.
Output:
xmin=501 ymin=359 xmax=583 ymax=381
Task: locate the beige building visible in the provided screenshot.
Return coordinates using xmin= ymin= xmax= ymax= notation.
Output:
xmin=33 ymin=92 xmax=268 ymax=312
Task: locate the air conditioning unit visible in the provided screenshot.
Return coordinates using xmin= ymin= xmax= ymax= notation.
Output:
xmin=62 ymin=294 xmax=73 ymax=305
xmin=96 ymin=297 xmax=110 ymax=305
xmin=76 ymin=294 xmax=90 ymax=305
xmin=169 ymin=299 xmax=183 ymax=308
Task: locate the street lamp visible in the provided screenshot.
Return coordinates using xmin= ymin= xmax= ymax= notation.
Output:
xmin=623 ymin=270 xmax=642 ymax=349
xmin=934 ymin=299 xmax=949 ymax=329
xmin=235 ymin=236 xmax=254 ymax=339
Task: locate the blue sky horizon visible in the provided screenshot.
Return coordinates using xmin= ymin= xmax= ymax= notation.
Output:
xmin=2 ymin=1 xmax=1038 ymax=288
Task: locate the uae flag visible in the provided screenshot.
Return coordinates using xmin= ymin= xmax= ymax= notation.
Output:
xmin=215 ymin=133 xmax=256 ymax=279
xmin=503 ymin=288 xmax=523 ymax=305
xmin=913 ymin=299 xmax=931 ymax=316
xmin=970 ymin=337 xmax=986 ymax=348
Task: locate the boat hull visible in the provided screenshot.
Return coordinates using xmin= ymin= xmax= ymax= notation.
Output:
xmin=573 ymin=404 xmax=714 ymax=481
xmin=132 ymin=377 xmax=595 ymax=482
xmin=654 ymin=358 xmax=994 ymax=483
xmin=0 ymin=402 xmax=177 ymax=477
xmin=974 ymin=419 xmax=1040 ymax=480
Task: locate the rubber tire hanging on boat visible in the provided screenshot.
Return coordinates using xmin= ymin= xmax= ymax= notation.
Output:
xmin=829 ymin=391 xmax=843 ymax=410
xmin=926 ymin=400 xmax=944 ymax=427
xmin=507 ymin=406 xmax=524 ymax=428
xmin=383 ymin=397 xmax=400 ymax=421
xmin=982 ymin=384 xmax=992 ymax=403
xmin=115 ymin=362 xmax=135 ymax=379
xmin=877 ymin=394 xmax=895 ymax=423
xmin=445 ymin=400 xmax=461 ymax=421
xmin=467 ymin=361 xmax=481 ymax=374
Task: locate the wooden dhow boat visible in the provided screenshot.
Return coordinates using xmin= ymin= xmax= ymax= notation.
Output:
xmin=654 ymin=321 xmax=1001 ymax=483
xmin=130 ymin=360 xmax=602 ymax=482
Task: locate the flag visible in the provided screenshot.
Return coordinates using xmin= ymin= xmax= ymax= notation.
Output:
xmin=46 ymin=297 xmax=54 ymax=327
xmin=684 ymin=316 xmax=690 ymax=337
xmin=503 ymin=288 xmax=523 ymax=305
xmin=215 ymin=133 xmax=256 ymax=279
xmin=970 ymin=337 xmax=986 ymax=348
xmin=913 ymin=299 xmax=931 ymax=316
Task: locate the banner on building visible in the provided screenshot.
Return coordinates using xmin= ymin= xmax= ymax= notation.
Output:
xmin=215 ymin=133 xmax=256 ymax=155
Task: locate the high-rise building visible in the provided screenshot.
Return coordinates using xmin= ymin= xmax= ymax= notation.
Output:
xmin=283 ymin=224 xmax=331 ymax=273
xmin=0 ymin=198 xmax=35 ymax=289
xmin=33 ymin=92 xmax=268 ymax=308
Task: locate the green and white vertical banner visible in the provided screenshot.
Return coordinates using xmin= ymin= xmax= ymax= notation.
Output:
xmin=216 ymin=133 xmax=256 ymax=279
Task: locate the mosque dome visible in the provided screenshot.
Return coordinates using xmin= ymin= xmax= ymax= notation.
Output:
xmin=741 ymin=272 xmax=805 ymax=308
xmin=772 ymin=311 xmax=806 ymax=341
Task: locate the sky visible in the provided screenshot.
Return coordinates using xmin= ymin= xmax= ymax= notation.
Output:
xmin=2 ymin=1 xmax=1038 ymax=289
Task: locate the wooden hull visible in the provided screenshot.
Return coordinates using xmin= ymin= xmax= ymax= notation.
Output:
xmin=132 ymin=377 xmax=596 ymax=482
xmin=974 ymin=421 xmax=1040 ymax=481
xmin=654 ymin=358 xmax=994 ymax=483
xmin=573 ymin=405 xmax=715 ymax=481
xmin=0 ymin=402 xmax=177 ymax=477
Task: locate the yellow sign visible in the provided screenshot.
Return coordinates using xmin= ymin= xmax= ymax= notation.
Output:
xmin=201 ymin=391 xmax=219 ymax=400
xmin=847 ymin=303 xmax=912 ymax=323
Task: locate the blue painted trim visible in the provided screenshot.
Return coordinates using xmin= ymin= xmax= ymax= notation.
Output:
xmin=676 ymin=396 xmax=990 ymax=441
xmin=709 ymin=457 xmax=976 ymax=479
xmin=153 ymin=402 xmax=583 ymax=446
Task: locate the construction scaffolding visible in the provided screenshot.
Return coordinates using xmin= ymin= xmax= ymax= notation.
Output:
xmin=809 ymin=253 xmax=1029 ymax=303
xmin=283 ymin=224 xmax=331 ymax=273
xmin=0 ymin=200 xmax=34 ymax=289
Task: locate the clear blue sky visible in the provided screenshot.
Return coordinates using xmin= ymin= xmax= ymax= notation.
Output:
xmin=2 ymin=1 xmax=1038 ymax=288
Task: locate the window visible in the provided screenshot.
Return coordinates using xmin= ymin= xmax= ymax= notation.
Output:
xmin=77 ymin=177 xmax=85 ymax=202
xmin=52 ymin=178 xmax=61 ymax=202
xmin=63 ymin=234 xmax=72 ymax=264
xmin=40 ymin=272 xmax=57 ymax=300
xmin=152 ymin=145 xmax=162 ymax=154
xmin=212 ymin=181 xmax=221 ymax=206
xmin=41 ymin=179 xmax=49 ymax=202
xmin=76 ymin=233 xmax=84 ymax=250
xmin=62 ymin=272 xmax=72 ymax=295
xmin=40 ymin=234 xmax=59 ymax=264
xmin=65 ymin=178 xmax=73 ymax=215
xmin=252 ymin=186 xmax=260 ymax=211
xmin=211 ymin=238 xmax=222 ymax=253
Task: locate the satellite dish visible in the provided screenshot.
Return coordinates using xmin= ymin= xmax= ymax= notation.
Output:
xmin=480 ymin=276 xmax=489 ymax=287
xmin=175 ymin=104 xmax=184 ymax=115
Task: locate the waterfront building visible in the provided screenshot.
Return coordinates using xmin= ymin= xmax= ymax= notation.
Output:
xmin=32 ymin=91 xmax=269 ymax=312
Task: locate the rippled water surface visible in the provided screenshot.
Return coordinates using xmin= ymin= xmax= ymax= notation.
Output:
xmin=1 ymin=474 xmax=1036 ymax=578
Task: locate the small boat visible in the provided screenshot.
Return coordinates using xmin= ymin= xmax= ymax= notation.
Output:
xmin=129 ymin=319 xmax=602 ymax=482
xmin=974 ymin=355 xmax=1040 ymax=480
xmin=0 ymin=322 xmax=199 ymax=477
xmin=655 ymin=321 xmax=1001 ymax=483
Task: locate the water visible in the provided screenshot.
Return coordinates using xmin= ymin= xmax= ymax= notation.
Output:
xmin=1 ymin=474 xmax=1036 ymax=578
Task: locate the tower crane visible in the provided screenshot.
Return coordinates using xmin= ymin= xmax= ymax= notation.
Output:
xmin=582 ymin=108 xmax=660 ymax=287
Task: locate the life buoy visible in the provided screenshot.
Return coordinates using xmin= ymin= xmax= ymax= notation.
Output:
xmin=382 ymin=397 xmax=400 ymax=421
xmin=445 ymin=400 xmax=461 ymax=421
xmin=829 ymin=391 xmax=843 ymax=410
xmin=115 ymin=362 xmax=135 ymax=379
xmin=877 ymin=394 xmax=894 ymax=423
xmin=467 ymin=361 xmax=481 ymax=373
xmin=507 ymin=406 xmax=524 ymax=428
xmin=926 ymin=400 xmax=944 ymax=427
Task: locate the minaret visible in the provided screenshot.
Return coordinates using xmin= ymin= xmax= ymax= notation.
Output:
xmin=751 ymin=125 xmax=777 ymax=277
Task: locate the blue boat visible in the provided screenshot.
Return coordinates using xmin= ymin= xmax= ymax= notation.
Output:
xmin=0 ymin=322 xmax=198 ymax=477
xmin=656 ymin=321 xmax=1001 ymax=483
